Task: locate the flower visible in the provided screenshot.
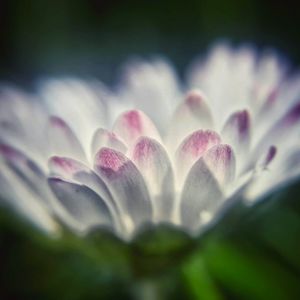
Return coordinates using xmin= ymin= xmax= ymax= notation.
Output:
xmin=1 ymin=43 xmax=300 ymax=240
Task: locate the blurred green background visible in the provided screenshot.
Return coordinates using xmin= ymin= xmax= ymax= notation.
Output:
xmin=1 ymin=0 xmax=300 ymax=299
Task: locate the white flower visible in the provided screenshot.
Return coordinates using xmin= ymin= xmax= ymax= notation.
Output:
xmin=1 ymin=43 xmax=300 ymax=240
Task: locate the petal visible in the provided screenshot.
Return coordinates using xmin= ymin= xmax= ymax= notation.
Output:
xmin=253 ymin=101 xmax=300 ymax=158
xmin=122 ymin=59 xmax=181 ymax=133
xmin=94 ymin=148 xmax=152 ymax=235
xmin=49 ymin=156 xmax=121 ymax=230
xmin=0 ymin=88 xmax=49 ymax=166
xmin=167 ymin=90 xmax=214 ymax=150
xmin=175 ymin=130 xmax=221 ymax=184
xmin=252 ymin=52 xmax=285 ymax=106
xmin=91 ymin=128 xmax=127 ymax=159
xmin=202 ymin=144 xmax=236 ymax=188
xmin=112 ymin=110 xmax=161 ymax=149
xmin=47 ymin=116 xmax=86 ymax=162
xmin=221 ymin=110 xmax=251 ymax=171
xmin=188 ymin=44 xmax=256 ymax=127
xmin=39 ymin=78 xmax=108 ymax=153
xmin=48 ymin=178 xmax=114 ymax=232
xmin=0 ymin=144 xmax=53 ymax=208
xmin=179 ymin=156 xmax=224 ymax=231
xmin=0 ymin=159 xmax=58 ymax=233
xmin=132 ymin=137 xmax=175 ymax=222
xmin=260 ymin=145 xmax=277 ymax=169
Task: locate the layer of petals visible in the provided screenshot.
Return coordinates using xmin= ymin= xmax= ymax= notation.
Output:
xmin=175 ymin=130 xmax=221 ymax=184
xmin=91 ymin=128 xmax=127 ymax=160
xmin=180 ymin=156 xmax=224 ymax=231
xmin=94 ymin=148 xmax=152 ymax=235
xmin=132 ymin=137 xmax=175 ymax=222
xmin=113 ymin=110 xmax=161 ymax=149
xmin=202 ymin=144 xmax=236 ymax=188
xmin=167 ymin=90 xmax=214 ymax=150
xmin=49 ymin=178 xmax=113 ymax=232
xmin=47 ymin=116 xmax=86 ymax=162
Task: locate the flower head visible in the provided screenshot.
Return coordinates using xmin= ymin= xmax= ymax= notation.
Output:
xmin=1 ymin=43 xmax=300 ymax=240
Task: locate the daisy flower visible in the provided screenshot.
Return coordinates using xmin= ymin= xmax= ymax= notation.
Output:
xmin=1 ymin=43 xmax=300 ymax=240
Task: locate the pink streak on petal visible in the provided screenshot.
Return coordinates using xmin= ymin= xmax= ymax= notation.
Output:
xmin=50 ymin=156 xmax=83 ymax=175
xmin=266 ymin=88 xmax=279 ymax=106
xmin=181 ymin=130 xmax=221 ymax=158
xmin=227 ymin=110 xmax=250 ymax=137
xmin=133 ymin=137 xmax=158 ymax=164
xmin=95 ymin=148 xmax=127 ymax=179
xmin=237 ymin=110 xmax=250 ymax=135
xmin=185 ymin=90 xmax=203 ymax=109
xmin=208 ymin=144 xmax=234 ymax=164
xmin=122 ymin=110 xmax=142 ymax=138
xmin=264 ymin=145 xmax=277 ymax=167
xmin=203 ymin=144 xmax=236 ymax=185
xmin=49 ymin=116 xmax=67 ymax=129
xmin=0 ymin=144 xmax=24 ymax=161
xmin=282 ymin=101 xmax=300 ymax=126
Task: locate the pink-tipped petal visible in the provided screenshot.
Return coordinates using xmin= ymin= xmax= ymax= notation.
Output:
xmin=112 ymin=110 xmax=161 ymax=148
xmin=280 ymin=101 xmax=300 ymax=127
xmin=175 ymin=130 xmax=221 ymax=184
xmin=132 ymin=137 xmax=175 ymax=222
xmin=221 ymin=110 xmax=251 ymax=155
xmin=49 ymin=156 xmax=113 ymax=203
xmin=122 ymin=59 xmax=181 ymax=133
xmin=91 ymin=128 xmax=127 ymax=159
xmin=203 ymin=144 xmax=236 ymax=187
xmin=48 ymin=116 xmax=86 ymax=162
xmin=49 ymin=156 xmax=86 ymax=178
xmin=0 ymin=144 xmax=53 ymax=208
xmin=0 ymin=159 xmax=57 ymax=233
xmin=49 ymin=178 xmax=113 ymax=232
xmin=167 ymin=90 xmax=214 ymax=150
xmin=179 ymin=156 xmax=224 ymax=231
xmin=39 ymin=79 xmax=108 ymax=154
xmin=263 ymin=145 xmax=277 ymax=168
xmin=94 ymin=148 xmax=152 ymax=234
xmin=253 ymin=101 xmax=300 ymax=158
xmin=49 ymin=156 xmax=120 ymax=228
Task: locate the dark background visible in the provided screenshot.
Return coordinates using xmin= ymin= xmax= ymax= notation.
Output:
xmin=0 ymin=0 xmax=300 ymax=86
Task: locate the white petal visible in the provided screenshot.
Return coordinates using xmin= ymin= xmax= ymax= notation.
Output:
xmin=91 ymin=128 xmax=127 ymax=160
xmin=113 ymin=109 xmax=161 ymax=149
xmin=175 ymin=130 xmax=221 ymax=185
xmin=0 ymin=159 xmax=58 ymax=234
xmin=94 ymin=148 xmax=152 ymax=236
xmin=252 ymin=51 xmax=286 ymax=108
xmin=132 ymin=137 xmax=175 ymax=222
xmin=180 ymin=156 xmax=224 ymax=231
xmin=0 ymin=87 xmax=48 ymax=166
xmin=253 ymin=102 xmax=300 ymax=157
xmin=0 ymin=144 xmax=53 ymax=208
xmin=49 ymin=156 xmax=121 ymax=231
xmin=188 ymin=44 xmax=256 ymax=127
xmin=39 ymin=78 xmax=108 ymax=153
xmin=167 ymin=90 xmax=214 ymax=150
xmin=47 ymin=116 xmax=86 ymax=162
xmin=49 ymin=178 xmax=114 ymax=232
xmin=221 ymin=110 xmax=251 ymax=172
xmin=121 ymin=59 xmax=181 ymax=133
xmin=202 ymin=144 xmax=236 ymax=188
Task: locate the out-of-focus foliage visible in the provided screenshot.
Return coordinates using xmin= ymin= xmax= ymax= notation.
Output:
xmin=1 ymin=177 xmax=300 ymax=299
